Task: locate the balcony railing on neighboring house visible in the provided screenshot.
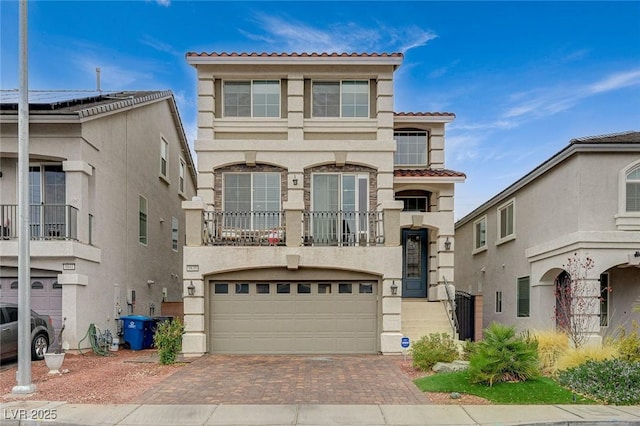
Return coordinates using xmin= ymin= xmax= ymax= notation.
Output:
xmin=302 ymin=211 xmax=384 ymax=247
xmin=1 ymin=204 xmax=79 ymax=240
xmin=203 ymin=211 xmax=285 ymax=246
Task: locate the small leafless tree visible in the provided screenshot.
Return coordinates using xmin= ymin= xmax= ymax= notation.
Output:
xmin=554 ymin=253 xmax=604 ymax=348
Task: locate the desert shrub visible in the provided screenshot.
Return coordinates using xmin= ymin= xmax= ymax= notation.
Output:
xmin=554 ymin=344 xmax=618 ymax=371
xmin=468 ymin=323 xmax=540 ymax=386
xmin=616 ymin=321 xmax=640 ymax=363
xmin=557 ymin=359 xmax=640 ymax=405
xmin=410 ymin=333 xmax=459 ymax=371
xmin=153 ymin=318 xmax=185 ymax=365
xmin=531 ymin=329 xmax=569 ymax=374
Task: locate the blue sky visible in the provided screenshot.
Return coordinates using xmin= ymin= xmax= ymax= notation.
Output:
xmin=1 ymin=1 xmax=639 ymax=219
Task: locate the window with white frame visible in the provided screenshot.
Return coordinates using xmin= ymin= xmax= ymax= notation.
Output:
xmin=517 ymin=276 xmax=530 ymax=318
xmin=497 ymin=199 xmax=515 ymax=242
xmin=394 ymin=130 xmax=427 ymax=165
xmin=160 ymin=137 xmax=168 ymax=178
xmin=626 ymin=166 xmax=640 ymax=212
xmin=496 ymin=291 xmax=503 ymax=313
xmin=312 ymin=173 xmax=369 ymax=244
xmin=223 ymin=172 xmax=280 ymax=229
xmin=171 ymin=217 xmax=178 ymax=251
xmin=139 ymin=195 xmax=148 ymax=245
xmin=223 ymin=80 xmax=280 ymax=117
xmin=312 ymin=80 xmax=369 ymax=118
xmin=473 ymin=216 xmax=487 ymax=252
xmin=179 ymin=158 xmax=186 ymax=194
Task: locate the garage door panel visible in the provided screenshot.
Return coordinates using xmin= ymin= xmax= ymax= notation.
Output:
xmin=210 ymin=281 xmax=378 ymax=354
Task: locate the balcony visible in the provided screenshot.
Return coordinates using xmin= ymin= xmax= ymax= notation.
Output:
xmin=302 ymin=211 xmax=384 ymax=247
xmin=204 ymin=211 xmax=285 ymax=246
xmin=201 ymin=210 xmax=385 ymax=247
xmin=1 ymin=204 xmax=78 ymax=240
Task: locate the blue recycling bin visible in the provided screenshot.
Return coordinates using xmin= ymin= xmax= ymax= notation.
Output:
xmin=120 ymin=315 xmax=155 ymax=350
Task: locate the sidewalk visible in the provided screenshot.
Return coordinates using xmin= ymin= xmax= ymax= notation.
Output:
xmin=2 ymin=401 xmax=639 ymax=425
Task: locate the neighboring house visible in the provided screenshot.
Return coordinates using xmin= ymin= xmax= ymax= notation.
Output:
xmin=455 ymin=131 xmax=640 ymax=345
xmin=181 ymin=52 xmax=465 ymax=356
xmin=0 ymin=91 xmax=197 ymax=350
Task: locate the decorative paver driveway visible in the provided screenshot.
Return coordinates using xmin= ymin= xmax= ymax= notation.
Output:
xmin=136 ymin=355 xmax=431 ymax=405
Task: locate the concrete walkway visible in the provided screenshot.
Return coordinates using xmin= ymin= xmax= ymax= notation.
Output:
xmin=2 ymin=401 xmax=639 ymax=425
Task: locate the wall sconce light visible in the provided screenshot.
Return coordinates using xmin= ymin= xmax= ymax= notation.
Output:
xmin=390 ymin=280 xmax=398 ymax=296
xmin=635 ymin=251 xmax=640 ymax=258
xmin=187 ymin=281 xmax=196 ymax=296
xmin=444 ymin=237 xmax=452 ymax=251
xmin=147 ymin=280 xmax=155 ymax=286
xmin=292 ymin=175 xmax=299 ymax=186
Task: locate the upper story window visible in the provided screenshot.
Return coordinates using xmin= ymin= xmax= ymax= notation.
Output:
xmin=497 ymin=199 xmax=515 ymax=244
xmin=473 ymin=216 xmax=487 ymax=252
xmin=139 ymin=195 xmax=148 ymax=246
xmin=223 ymin=80 xmax=280 ymax=117
xmin=179 ymin=158 xmax=186 ymax=194
xmin=312 ymin=80 xmax=369 ymax=118
xmin=223 ymin=172 xmax=281 ymax=229
xmin=395 ymin=190 xmax=430 ymax=212
xmin=394 ymin=130 xmax=428 ymax=165
xmin=160 ymin=137 xmax=168 ymax=179
xmin=626 ymin=166 xmax=640 ymax=212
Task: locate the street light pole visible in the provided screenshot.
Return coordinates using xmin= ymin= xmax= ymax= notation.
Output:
xmin=12 ymin=0 xmax=35 ymax=395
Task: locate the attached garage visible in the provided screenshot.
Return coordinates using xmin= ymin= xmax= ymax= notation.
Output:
xmin=209 ymin=280 xmax=379 ymax=354
xmin=0 ymin=276 xmax=62 ymax=333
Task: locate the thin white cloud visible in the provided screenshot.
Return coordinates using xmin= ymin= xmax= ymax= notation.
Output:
xmin=245 ymin=13 xmax=436 ymax=53
xmin=503 ymin=67 xmax=640 ymax=120
xmin=156 ymin=0 xmax=170 ymax=7
xmin=140 ymin=35 xmax=180 ymax=56
xmin=588 ymin=69 xmax=640 ymax=94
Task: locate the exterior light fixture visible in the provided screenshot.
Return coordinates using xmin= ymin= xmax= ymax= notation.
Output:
xmin=444 ymin=237 xmax=452 ymax=251
xmin=390 ymin=280 xmax=398 ymax=296
xmin=292 ymin=175 xmax=299 ymax=186
xmin=187 ymin=281 xmax=196 ymax=296
xmin=635 ymin=251 xmax=640 ymax=258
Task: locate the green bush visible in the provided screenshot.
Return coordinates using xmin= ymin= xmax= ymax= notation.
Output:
xmin=461 ymin=339 xmax=478 ymax=361
xmin=410 ymin=333 xmax=459 ymax=371
xmin=557 ymin=359 xmax=640 ymax=405
xmin=153 ymin=318 xmax=185 ymax=365
xmin=616 ymin=321 xmax=640 ymax=363
xmin=468 ymin=322 xmax=540 ymax=386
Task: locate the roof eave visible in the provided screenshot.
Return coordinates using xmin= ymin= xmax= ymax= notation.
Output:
xmin=394 ymin=176 xmax=466 ymax=184
xmin=186 ymin=55 xmax=403 ymax=68
xmin=394 ymin=115 xmax=455 ymax=124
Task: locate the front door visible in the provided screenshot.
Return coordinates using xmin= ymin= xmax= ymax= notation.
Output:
xmin=402 ymin=228 xmax=428 ymax=298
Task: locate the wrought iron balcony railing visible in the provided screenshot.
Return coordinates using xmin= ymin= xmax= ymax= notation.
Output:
xmin=1 ymin=204 xmax=78 ymax=240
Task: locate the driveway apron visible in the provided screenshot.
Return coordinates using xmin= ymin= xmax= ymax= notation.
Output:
xmin=136 ymin=355 xmax=431 ymax=405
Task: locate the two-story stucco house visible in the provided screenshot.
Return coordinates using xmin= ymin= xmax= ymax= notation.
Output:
xmin=0 ymin=91 xmax=197 ymax=350
xmin=180 ymin=52 xmax=465 ymax=356
xmin=455 ymin=131 xmax=640 ymax=345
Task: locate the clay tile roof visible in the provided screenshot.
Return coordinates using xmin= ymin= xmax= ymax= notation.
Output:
xmin=394 ymin=112 xmax=456 ymax=117
xmin=185 ymin=52 xmax=404 ymax=58
xmin=394 ymin=169 xmax=467 ymax=178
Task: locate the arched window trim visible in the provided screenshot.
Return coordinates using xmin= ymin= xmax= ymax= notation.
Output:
xmin=615 ymin=159 xmax=640 ymax=230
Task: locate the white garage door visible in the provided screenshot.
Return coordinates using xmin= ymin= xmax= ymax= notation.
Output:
xmin=210 ymin=281 xmax=378 ymax=354
xmin=0 ymin=277 xmax=62 ymax=333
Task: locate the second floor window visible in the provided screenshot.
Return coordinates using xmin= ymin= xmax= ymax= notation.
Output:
xmin=474 ymin=216 xmax=487 ymax=251
xmin=179 ymin=159 xmax=186 ymax=194
xmin=223 ymin=80 xmax=280 ymax=117
xmin=139 ymin=195 xmax=148 ymax=245
xmin=498 ymin=199 xmax=515 ymax=241
xmin=626 ymin=166 xmax=640 ymax=212
xmin=160 ymin=137 xmax=168 ymax=178
xmin=312 ymin=80 xmax=369 ymax=118
xmin=394 ymin=130 xmax=427 ymax=165
xmin=224 ymin=172 xmax=280 ymax=211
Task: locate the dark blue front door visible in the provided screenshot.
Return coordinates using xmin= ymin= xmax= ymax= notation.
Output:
xmin=402 ymin=228 xmax=428 ymax=298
